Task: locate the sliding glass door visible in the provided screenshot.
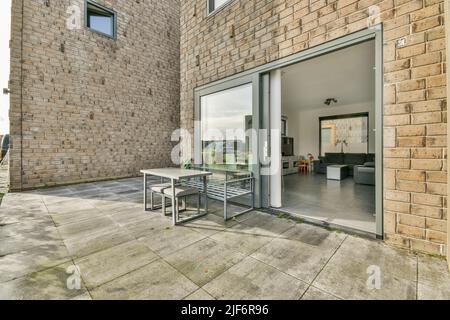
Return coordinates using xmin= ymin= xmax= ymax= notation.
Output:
xmin=194 ymin=75 xmax=262 ymax=207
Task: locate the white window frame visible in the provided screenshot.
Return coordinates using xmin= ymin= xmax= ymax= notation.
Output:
xmin=207 ymin=0 xmax=232 ymax=15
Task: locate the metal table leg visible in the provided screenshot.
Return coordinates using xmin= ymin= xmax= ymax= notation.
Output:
xmin=171 ymin=178 xmax=177 ymax=225
xmin=203 ymin=175 xmax=208 ymax=214
xmin=143 ymin=173 xmax=148 ymax=211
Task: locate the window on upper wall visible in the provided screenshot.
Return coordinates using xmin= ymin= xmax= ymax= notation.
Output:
xmin=208 ymin=0 xmax=232 ymax=15
xmin=86 ymin=0 xmax=116 ymax=39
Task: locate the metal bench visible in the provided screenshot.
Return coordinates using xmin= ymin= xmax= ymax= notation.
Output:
xmin=181 ymin=168 xmax=255 ymax=221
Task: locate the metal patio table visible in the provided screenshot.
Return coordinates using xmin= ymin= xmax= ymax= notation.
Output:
xmin=141 ymin=168 xmax=212 ymax=225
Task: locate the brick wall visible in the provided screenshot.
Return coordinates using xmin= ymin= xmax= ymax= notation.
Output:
xmin=180 ymin=0 xmax=448 ymax=256
xmin=9 ymin=0 xmax=180 ymax=190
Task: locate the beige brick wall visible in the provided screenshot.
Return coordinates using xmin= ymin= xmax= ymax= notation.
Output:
xmin=9 ymin=0 xmax=180 ymax=190
xmin=180 ymin=0 xmax=448 ymax=256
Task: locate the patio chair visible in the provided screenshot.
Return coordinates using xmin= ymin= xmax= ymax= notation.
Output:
xmin=162 ymin=186 xmax=201 ymax=222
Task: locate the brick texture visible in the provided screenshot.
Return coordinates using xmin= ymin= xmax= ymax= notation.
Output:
xmin=180 ymin=0 xmax=448 ymax=256
xmin=9 ymin=0 xmax=180 ymax=190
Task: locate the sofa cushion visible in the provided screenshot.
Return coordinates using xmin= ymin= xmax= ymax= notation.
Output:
xmin=364 ymin=162 xmax=375 ymax=168
xmin=354 ymin=165 xmax=376 ymax=185
xmin=344 ymin=153 xmax=367 ymax=165
xmin=324 ymin=153 xmax=344 ymax=164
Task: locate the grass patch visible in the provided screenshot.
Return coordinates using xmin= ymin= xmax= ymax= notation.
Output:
xmin=277 ymin=213 xmax=289 ymax=220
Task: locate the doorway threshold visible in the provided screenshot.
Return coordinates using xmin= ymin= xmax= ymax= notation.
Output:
xmin=263 ymin=207 xmax=380 ymax=240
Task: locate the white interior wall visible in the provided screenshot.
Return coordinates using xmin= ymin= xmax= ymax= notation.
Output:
xmin=282 ymin=101 xmax=376 ymax=159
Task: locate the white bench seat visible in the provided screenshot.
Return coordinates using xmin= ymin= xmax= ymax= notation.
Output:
xmin=150 ymin=183 xmax=171 ymax=193
xmin=163 ymin=187 xmax=199 ymax=197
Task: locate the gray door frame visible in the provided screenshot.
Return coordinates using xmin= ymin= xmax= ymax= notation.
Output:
xmin=194 ymin=26 xmax=384 ymax=237
xmin=194 ymin=74 xmax=262 ymax=207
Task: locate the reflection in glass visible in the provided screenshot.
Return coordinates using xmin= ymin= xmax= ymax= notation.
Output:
xmin=87 ymin=2 xmax=115 ymax=37
xmin=200 ymin=84 xmax=253 ymax=171
xmin=209 ymin=0 xmax=231 ymax=13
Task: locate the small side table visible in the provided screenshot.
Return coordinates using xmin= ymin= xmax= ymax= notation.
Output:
xmin=327 ymin=165 xmax=349 ymax=181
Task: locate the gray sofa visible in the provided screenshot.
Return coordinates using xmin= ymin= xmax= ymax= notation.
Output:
xmin=313 ymin=153 xmax=375 ymax=177
xmin=354 ymin=163 xmax=375 ymax=185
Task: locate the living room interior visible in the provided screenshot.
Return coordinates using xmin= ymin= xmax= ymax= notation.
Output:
xmin=278 ymin=40 xmax=377 ymax=234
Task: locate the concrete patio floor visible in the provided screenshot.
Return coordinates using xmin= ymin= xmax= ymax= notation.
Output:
xmin=1 ymin=177 xmax=450 ymax=300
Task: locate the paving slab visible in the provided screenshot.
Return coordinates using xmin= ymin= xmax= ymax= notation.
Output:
xmin=313 ymin=236 xmax=417 ymax=300
xmin=0 ymin=215 xmax=21 ymax=226
xmin=165 ymin=238 xmax=245 ymax=287
xmin=0 ymin=242 xmax=71 ymax=283
xmin=57 ymin=216 xmax=117 ymax=239
xmin=0 ymin=205 xmax=51 ymax=222
xmin=91 ymin=260 xmax=198 ymax=300
xmin=251 ymin=227 xmax=346 ymax=284
xmin=230 ymin=210 xmax=269 ymax=224
xmin=75 ymin=240 xmax=159 ymax=289
xmin=279 ymin=222 xmax=347 ymax=248
xmin=109 ymin=208 xmax=154 ymax=226
xmin=71 ymin=292 xmax=93 ymax=300
xmin=2 ymin=192 xmax=44 ymax=204
xmin=0 ymin=220 xmax=57 ymax=239
xmin=137 ymin=225 xmax=207 ymax=257
xmin=41 ymin=195 xmax=80 ymax=206
xmin=95 ymin=200 xmax=143 ymax=213
xmin=50 ymin=208 xmax=106 ymax=227
xmin=301 ymin=286 xmax=340 ymax=300
xmin=183 ymin=213 xmax=239 ymax=237
xmin=63 ymin=227 xmax=134 ymax=259
xmin=0 ymin=262 xmax=88 ymax=300
xmin=89 ymin=193 xmax=127 ymax=202
xmin=0 ymin=226 xmax=63 ymax=256
xmin=184 ymin=288 xmax=215 ymax=300
xmin=30 ymin=187 xmax=74 ymax=196
xmin=0 ymin=201 xmax=46 ymax=212
xmin=417 ymin=255 xmax=450 ymax=300
xmin=209 ymin=228 xmax=276 ymax=256
xmin=203 ymin=256 xmax=308 ymax=300
xmin=123 ymin=214 xmax=173 ymax=238
xmin=46 ymin=199 xmax=97 ymax=215
xmin=232 ymin=212 xmax=296 ymax=238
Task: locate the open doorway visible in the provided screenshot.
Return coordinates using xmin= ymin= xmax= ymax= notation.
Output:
xmin=275 ymin=40 xmax=378 ymax=235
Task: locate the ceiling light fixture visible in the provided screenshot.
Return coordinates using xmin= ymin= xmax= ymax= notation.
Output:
xmin=324 ymin=98 xmax=338 ymax=106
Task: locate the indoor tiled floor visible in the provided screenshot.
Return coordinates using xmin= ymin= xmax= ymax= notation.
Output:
xmin=282 ymin=173 xmax=376 ymax=234
xmin=0 ymin=177 xmax=449 ymax=300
